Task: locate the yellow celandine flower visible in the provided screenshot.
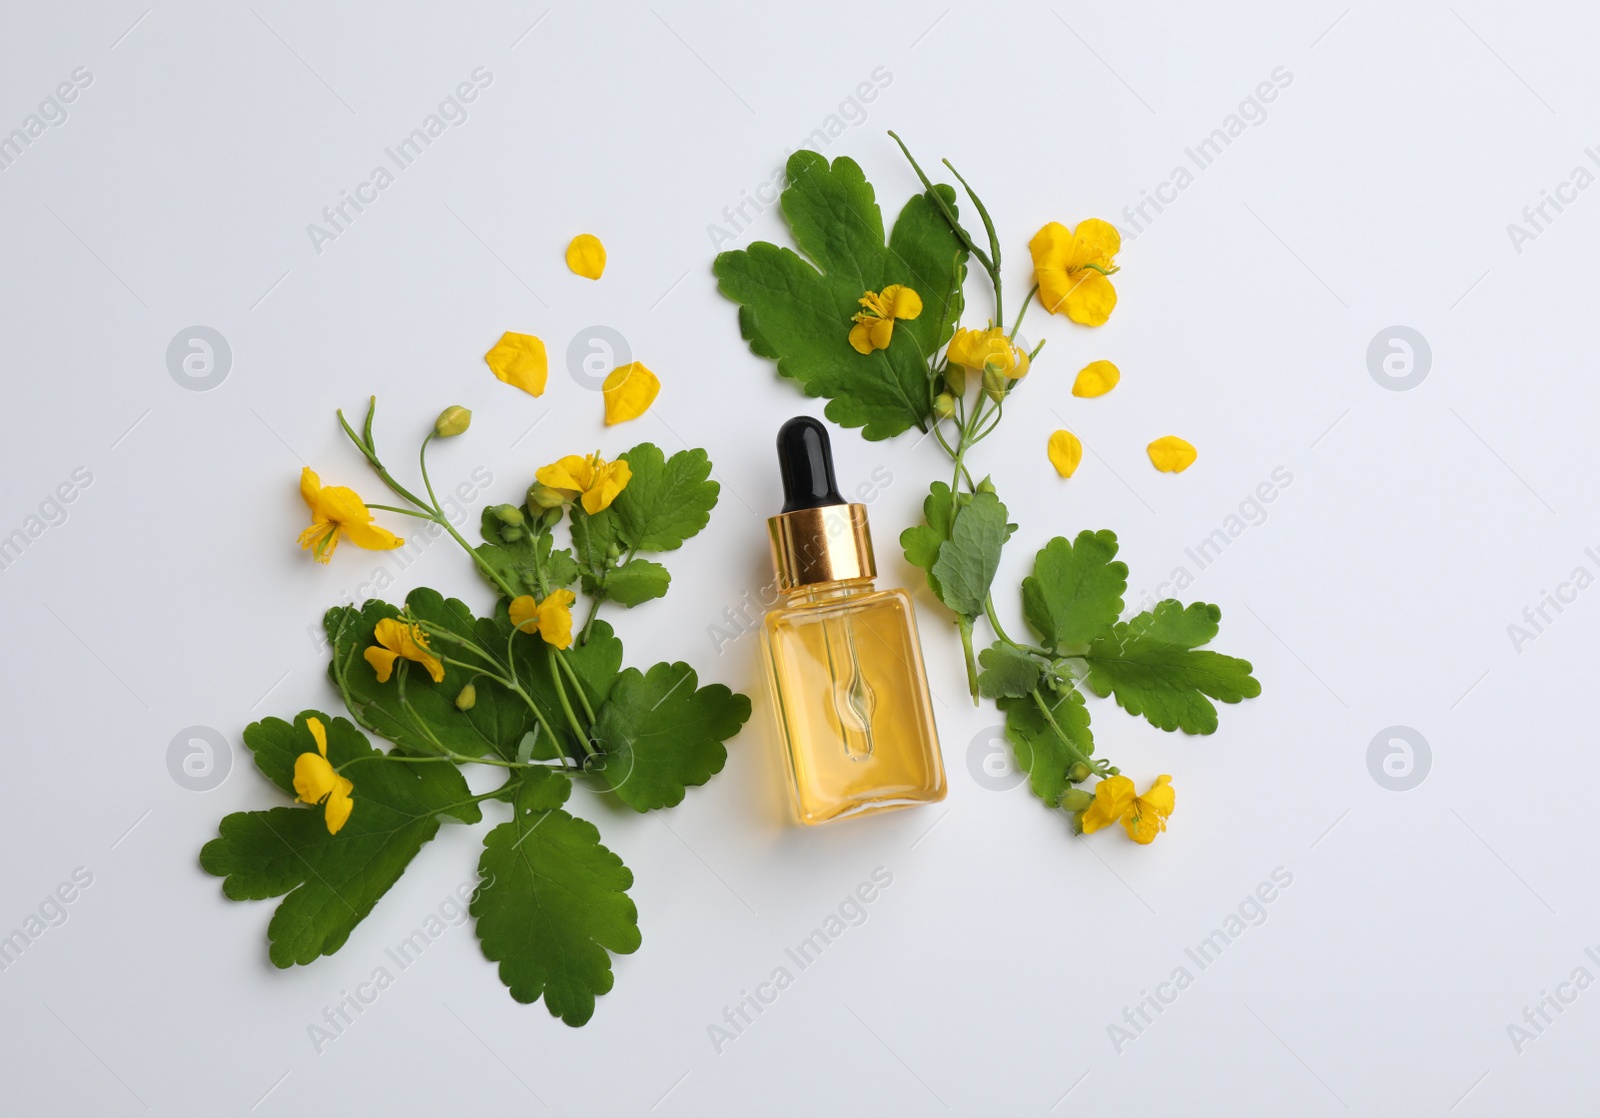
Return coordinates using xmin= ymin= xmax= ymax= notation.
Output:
xmin=364 ymin=617 xmax=445 ymax=683
xmin=602 ymin=362 xmax=659 ymax=425
xmin=485 ymin=331 xmax=549 ymax=396
xmin=293 ymin=717 xmax=354 ymax=835
xmin=565 ymin=233 xmax=606 ymax=280
xmin=1080 ymin=774 xmax=1174 ymax=844
xmin=1047 ymin=430 xmax=1083 ymax=478
xmin=535 ymin=452 xmax=631 ymax=515
xmin=1147 ymin=436 xmax=1197 ymax=473
xmin=297 ymin=467 xmax=403 ymax=564
xmin=946 ymin=326 xmax=1030 ymax=379
xmin=1028 ymin=220 xmax=1122 ymax=326
xmin=848 ymin=284 xmax=922 ymax=354
xmin=1072 ymin=360 xmax=1120 ymax=398
xmin=509 ymin=589 xmax=577 ymax=650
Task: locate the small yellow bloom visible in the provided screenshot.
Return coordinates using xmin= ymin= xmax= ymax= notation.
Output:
xmin=1072 ymin=360 xmax=1120 ymax=398
xmin=1029 ymin=220 xmax=1121 ymax=326
xmin=946 ymin=326 xmax=1030 ymax=379
xmin=363 ymin=617 xmax=445 ymax=684
xmin=1047 ymin=430 xmax=1083 ymax=478
xmin=293 ymin=717 xmax=354 ymax=835
xmin=565 ymin=233 xmax=606 ymax=280
xmin=1080 ymin=774 xmax=1174 ymax=844
xmin=297 ymin=467 xmax=403 ymax=564
xmin=1147 ymin=436 xmax=1197 ymax=473
xmin=848 ymin=284 xmax=922 ymax=354
xmin=602 ymin=362 xmax=659 ymax=425
xmin=485 ymin=331 xmax=549 ymax=396
xmin=509 ymin=589 xmax=576 ymax=649
xmin=535 ymin=452 xmax=631 ymax=515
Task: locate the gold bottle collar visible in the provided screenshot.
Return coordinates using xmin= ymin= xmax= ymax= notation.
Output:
xmin=767 ymin=503 xmax=876 ymax=591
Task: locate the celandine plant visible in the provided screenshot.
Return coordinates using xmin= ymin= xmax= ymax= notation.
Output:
xmin=201 ymin=398 xmax=750 ymax=1026
xmin=715 ymin=135 xmax=1261 ymax=843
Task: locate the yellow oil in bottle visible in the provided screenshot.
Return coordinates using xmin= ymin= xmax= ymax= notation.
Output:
xmin=763 ymin=579 xmax=945 ymax=824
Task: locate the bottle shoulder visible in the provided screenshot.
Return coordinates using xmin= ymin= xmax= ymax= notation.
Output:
xmin=764 ymin=583 xmax=917 ymax=627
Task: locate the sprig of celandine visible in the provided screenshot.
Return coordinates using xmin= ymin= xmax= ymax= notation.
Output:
xmin=202 ymin=396 xmax=750 ymax=1026
xmin=713 ymin=133 xmax=1263 ymax=844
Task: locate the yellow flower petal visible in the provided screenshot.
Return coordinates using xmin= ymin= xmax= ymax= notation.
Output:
xmin=323 ymin=784 xmax=354 ymax=834
xmin=364 ymin=645 xmax=400 ymax=682
xmin=535 ymin=454 xmax=591 ymax=494
xmin=881 ymin=284 xmax=922 ymax=320
xmin=1061 ymin=269 xmax=1117 ymax=327
xmin=565 ymin=233 xmax=606 ymax=280
xmin=1072 ymin=360 xmax=1121 ymax=398
xmin=1148 ymin=436 xmax=1197 ymax=473
xmin=536 ymin=589 xmax=576 ymax=650
xmin=300 ymin=467 xmax=323 ymax=510
xmin=367 ymin=617 xmax=445 ymax=683
xmin=298 ymin=473 xmax=402 ymax=561
xmin=509 ymin=594 xmax=540 ymax=634
xmin=602 ymin=362 xmax=660 ymax=425
xmin=1123 ymin=775 xmax=1174 ymax=844
xmin=485 ymin=331 xmax=549 ymax=396
xmin=293 ymin=751 xmax=338 ymax=806
xmin=1047 ymin=430 xmax=1083 ymax=478
xmin=1080 ymin=775 xmax=1135 ymax=834
xmin=848 ymin=321 xmax=876 ymax=355
xmin=1073 ymin=218 xmax=1122 ymax=262
xmin=581 ymin=458 xmax=630 ymax=514
xmin=307 ymin=717 xmax=328 ymax=758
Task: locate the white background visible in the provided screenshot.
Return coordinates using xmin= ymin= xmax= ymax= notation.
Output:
xmin=1 ymin=1 xmax=1595 ymax=1114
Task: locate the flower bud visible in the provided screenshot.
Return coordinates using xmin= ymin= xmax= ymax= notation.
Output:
xmin=932 ymin=392 xmax=955 ymax=420
xmin=527 ymin=483 xmax=566 ymax=510
xmin=499 ymin=526 xmax=524 ymax=542
xmin=1058 ymin=787 xmax=1094 ymax=812
xmin=1068 ymin=761 xmax=1092 ymax=784
xmin=976 ymin=475 xmax=996 ymax=494
xmin=943 ymin=363 xmax=966 ymax=396
xmin=455 ymin=683 xmax=477 ymax=711
xmin=538 ymin=506 xmax=563 ymax=530
xmin=605 ymin=542 xmax=623 ymax=562
xmin=434 ymin=405 xmax=472 ymax=438
xmin=492 ymin=503 xmax=525 ymax=527
xmin=981 ymin=367 xmax=1007 ymax=403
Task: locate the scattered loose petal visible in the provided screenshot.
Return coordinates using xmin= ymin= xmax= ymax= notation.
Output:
xmin=1072 ymin=360 xmax=1120 ymax=398
xmin=1029 ymin=220 xmax=1121 ymax=326
xmin=297 ymin=467 xmax=403 ymax=563
xmin=363 ymin=617 xmax=445 ymax=684
xmin=510 ymin=589 xmax=577 ymax=649
xmin=947 ymin=326 xmax=1030 ymax=379
xmin=535 ymin=452 xmax=631 ymax=515
xmin=1047 ymin=430 xmax=1083 ymax=478
xmin=1147 ymin=436 xmax=1197 ymax=473
xmin=292 ymin=717 xmax=355 ymax=835
xmin=485 ymin=331 xmax=549 ymax=396
xmin=602 ymin=362 xmax=660 ymax=424
xmin=565 ymin=233 xmax=606 ymax=280
xmin=848 ymin=284 xmax=922 ymax=354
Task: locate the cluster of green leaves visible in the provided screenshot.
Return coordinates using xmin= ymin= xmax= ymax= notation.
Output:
xmin=714 ymin=150 xmax=969 ymax=440
xmin=203 ymin=423 xmax=750 ymax=1025
xmin=714 ymin=143 xmax=1261 ymax=826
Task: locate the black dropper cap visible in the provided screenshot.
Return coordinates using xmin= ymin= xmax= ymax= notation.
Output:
xmin=776 ymin=416 xmax=846 ymax=512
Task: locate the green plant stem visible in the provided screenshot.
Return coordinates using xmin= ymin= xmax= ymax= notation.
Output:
xmin=555 ymin=652 xmax=596 ymax=723
xmin=366 ymin=503 xmax=438 ymax=520
xmin=548 ymin=647 xmax=596 ymax=757
xmin=1030 ymin=687 xmax=1099 ymax=773
xmin=1009 ymin=284 xmax=1038 ymax=341
xmin=957 ymin=618 xmax=979 ymax=704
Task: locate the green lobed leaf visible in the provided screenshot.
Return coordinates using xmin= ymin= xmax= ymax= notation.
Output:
xmin=900 ymin=480 xmax=956 ymax=600
xmin=929 ymin=490 xmax=1009 ymax=618
xmin=611 ymin=443 xmax=720 ymax=552
xmin=998 ymin=688 xmax=1095 ymax=806
xmin=327 ymin=591 xmax=530 ymax=760
xmin=472 ymin=768 xmax=640 ymax=1026
xmin=1084 ymin=600 xmax=1262 ymax=734
xmin=201 ymin=713 xmax=480 ymax=967
xmin=510 ymin=616 xmax=626 ymax=727
xmin=1022 ymin=531 xmax=1128 ymax=652
xmin=713 ymin=151 xmax=969 ymax=441
xmin=589 ymin=662 xmax=752 ymax=811
xmin=603 ymin=557 xmax=671 ymax=606
xmin=977 ymin=642 xmax=1042 ymax=699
